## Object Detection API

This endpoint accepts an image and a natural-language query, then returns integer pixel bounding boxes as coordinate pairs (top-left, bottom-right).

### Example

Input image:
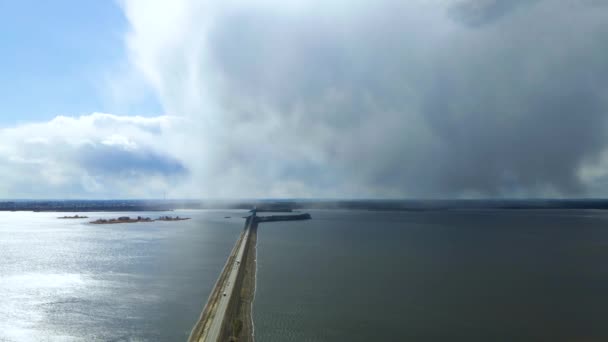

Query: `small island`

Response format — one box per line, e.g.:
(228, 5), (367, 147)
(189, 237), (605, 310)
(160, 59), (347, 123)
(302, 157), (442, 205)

(156, 215), (190, 222)
(58, 215), (89, 219)
(90, 216), (190, 225)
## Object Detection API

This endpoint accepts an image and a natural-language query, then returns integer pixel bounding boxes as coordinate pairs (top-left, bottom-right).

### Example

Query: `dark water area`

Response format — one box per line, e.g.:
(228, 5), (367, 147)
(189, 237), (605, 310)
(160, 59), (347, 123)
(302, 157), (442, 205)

(0, 210), (244, 341)
(254, 209), (608, 341)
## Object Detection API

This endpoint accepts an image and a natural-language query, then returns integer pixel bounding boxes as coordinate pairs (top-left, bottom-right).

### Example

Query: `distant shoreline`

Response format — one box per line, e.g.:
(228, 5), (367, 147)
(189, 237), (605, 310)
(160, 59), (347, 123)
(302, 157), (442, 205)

(5, 199), (608, 212)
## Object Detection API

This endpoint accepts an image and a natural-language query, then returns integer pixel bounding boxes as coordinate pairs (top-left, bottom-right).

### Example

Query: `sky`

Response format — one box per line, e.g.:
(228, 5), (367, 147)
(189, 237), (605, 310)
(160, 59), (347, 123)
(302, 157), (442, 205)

(0, 1), (160, 125)
(1, 0), (608, 199)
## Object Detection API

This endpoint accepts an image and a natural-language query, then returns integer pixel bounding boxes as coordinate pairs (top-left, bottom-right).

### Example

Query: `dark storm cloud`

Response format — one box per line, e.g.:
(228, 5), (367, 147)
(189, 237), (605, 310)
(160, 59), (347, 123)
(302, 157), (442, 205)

(123, 0), (608, 198)
(218, 1), (608, 197)
(448, 0), (538, 27)
(424, 72), (608, 195)
(420, 1), (608, 196)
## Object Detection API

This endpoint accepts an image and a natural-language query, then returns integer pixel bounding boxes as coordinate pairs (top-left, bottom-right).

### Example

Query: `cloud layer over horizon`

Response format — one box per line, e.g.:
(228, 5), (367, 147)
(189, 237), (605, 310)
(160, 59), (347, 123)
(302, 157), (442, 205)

(3, 0), (608, 199)
(0, 113), (187, 198)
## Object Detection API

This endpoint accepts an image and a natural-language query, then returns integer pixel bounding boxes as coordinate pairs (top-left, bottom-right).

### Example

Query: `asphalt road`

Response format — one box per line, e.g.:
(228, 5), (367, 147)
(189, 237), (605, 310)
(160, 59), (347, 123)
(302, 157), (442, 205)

(199, 220), (251, 341)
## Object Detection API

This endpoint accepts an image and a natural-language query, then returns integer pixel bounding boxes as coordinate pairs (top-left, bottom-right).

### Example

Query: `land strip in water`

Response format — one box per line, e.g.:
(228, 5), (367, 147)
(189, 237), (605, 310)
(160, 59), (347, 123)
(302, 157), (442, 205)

(57, 215), (89, 219)
(189, 217), (255, 342)
(90, 216), (190, 224)
(189, 212), (310, 342)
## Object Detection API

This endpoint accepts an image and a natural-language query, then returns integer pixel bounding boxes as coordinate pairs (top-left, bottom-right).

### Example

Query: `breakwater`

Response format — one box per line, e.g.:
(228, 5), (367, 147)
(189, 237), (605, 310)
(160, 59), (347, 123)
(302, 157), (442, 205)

(255, 213), (311, 222)
(189, 212), (311, 341)
(189, 217), (257, 342)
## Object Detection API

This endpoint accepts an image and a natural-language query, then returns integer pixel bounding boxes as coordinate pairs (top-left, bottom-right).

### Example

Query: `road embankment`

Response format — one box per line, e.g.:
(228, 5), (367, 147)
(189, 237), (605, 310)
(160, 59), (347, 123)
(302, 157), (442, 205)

(189, 212), (311, 342)
(233, 221), (257, 342)
(188, 218), (257, 342)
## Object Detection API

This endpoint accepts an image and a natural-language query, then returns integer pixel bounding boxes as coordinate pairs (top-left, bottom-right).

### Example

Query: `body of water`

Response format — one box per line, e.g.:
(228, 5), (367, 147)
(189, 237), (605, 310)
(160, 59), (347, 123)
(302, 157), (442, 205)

(0, 210), (244, 341)
(4, 209), (608, 341)
(254, 209), (608, 341)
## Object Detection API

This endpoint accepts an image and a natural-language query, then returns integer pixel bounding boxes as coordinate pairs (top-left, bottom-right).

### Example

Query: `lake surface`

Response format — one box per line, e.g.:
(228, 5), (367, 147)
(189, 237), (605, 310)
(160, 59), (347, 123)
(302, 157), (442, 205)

(3, 209), (608, 341)
(0, 210), (243, 341)
(254, 209), (608, 342)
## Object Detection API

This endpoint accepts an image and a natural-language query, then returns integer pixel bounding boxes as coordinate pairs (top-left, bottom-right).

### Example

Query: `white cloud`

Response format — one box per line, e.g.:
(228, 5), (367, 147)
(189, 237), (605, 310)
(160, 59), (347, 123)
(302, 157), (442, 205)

(101, 135), (138, 151)
(0, 113), (188, 199)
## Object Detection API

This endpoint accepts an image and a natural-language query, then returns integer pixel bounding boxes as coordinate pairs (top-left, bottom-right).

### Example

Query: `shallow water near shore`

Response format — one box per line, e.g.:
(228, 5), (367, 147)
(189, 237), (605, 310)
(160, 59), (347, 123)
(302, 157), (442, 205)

(254, 209), (608, 341)
(0, 210), (243, 341)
